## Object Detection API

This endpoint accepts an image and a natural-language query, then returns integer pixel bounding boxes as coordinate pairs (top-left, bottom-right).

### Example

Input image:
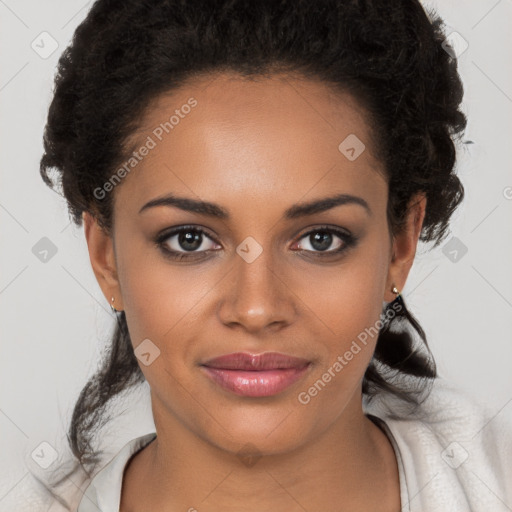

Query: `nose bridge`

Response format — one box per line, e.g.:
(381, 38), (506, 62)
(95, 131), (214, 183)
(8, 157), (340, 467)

(218, 241), (295, 331)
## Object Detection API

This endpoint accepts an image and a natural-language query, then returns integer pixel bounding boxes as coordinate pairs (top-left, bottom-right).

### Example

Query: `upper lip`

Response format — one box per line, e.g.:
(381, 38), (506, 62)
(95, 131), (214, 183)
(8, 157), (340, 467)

(201, 352), (311, 370)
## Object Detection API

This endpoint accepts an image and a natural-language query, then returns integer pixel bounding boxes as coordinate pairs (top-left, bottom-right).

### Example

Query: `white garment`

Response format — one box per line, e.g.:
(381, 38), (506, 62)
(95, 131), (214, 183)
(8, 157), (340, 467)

(3, 376), (511, 512)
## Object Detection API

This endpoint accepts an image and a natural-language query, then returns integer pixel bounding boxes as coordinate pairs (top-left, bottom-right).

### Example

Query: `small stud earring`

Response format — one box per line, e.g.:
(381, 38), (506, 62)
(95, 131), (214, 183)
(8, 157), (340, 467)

(110, 296), (118, 313)
(391, 285), (400, 298)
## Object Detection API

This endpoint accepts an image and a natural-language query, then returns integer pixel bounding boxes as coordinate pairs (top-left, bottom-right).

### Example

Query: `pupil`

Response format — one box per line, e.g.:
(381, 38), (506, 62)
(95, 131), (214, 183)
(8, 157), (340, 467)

(311, 231), (332, 251)
(179, 230), (202, 251)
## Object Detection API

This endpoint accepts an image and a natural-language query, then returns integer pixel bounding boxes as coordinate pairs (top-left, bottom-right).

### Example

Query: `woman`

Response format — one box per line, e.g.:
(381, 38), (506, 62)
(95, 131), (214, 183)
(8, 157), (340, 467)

(29, 0), (511, 511)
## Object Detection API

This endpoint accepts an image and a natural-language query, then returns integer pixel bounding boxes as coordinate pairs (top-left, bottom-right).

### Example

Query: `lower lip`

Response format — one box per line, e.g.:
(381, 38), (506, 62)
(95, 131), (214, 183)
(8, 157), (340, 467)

(200, 365), (311, 397)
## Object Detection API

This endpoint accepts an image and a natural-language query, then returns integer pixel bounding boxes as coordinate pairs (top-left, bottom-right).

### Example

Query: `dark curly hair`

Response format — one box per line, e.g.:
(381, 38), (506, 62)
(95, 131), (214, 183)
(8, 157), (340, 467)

(36, 0), (468, 508)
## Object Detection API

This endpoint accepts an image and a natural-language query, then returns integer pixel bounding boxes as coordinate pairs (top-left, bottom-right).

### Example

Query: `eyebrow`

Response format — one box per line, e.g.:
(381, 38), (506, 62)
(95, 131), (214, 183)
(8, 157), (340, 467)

(138, 192), (372, 219)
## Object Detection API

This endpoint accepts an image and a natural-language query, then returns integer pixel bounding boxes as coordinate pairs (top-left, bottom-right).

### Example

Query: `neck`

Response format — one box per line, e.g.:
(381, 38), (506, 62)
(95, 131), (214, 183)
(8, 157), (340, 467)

(121, 389), (400, 512)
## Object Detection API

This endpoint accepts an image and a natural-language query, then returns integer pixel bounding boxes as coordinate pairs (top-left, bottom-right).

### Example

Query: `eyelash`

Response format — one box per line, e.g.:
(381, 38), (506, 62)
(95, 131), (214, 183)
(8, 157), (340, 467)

(155, 224), (358, 262)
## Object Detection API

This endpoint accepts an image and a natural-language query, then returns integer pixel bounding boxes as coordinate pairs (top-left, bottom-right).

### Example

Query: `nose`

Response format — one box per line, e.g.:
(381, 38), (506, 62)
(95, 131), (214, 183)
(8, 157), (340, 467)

(217, 248), (296, 334)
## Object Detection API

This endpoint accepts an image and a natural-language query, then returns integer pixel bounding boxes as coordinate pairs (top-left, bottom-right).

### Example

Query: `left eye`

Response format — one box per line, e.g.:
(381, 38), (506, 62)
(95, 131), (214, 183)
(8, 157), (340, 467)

(293, 226), (354, 254)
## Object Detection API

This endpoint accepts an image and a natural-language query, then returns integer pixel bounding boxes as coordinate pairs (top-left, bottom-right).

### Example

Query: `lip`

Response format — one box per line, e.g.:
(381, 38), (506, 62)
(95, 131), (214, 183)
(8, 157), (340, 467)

(200, 352), (311, 397)
(201, 352), (311, 370)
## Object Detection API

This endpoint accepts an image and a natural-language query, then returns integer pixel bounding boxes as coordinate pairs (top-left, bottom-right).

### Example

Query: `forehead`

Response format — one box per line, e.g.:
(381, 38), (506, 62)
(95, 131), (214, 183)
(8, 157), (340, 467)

(114, 72), (387, 217)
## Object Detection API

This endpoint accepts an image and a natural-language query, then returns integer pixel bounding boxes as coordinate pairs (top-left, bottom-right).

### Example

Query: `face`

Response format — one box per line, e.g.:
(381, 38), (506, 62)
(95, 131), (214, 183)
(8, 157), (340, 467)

(84, 72), (425, 457)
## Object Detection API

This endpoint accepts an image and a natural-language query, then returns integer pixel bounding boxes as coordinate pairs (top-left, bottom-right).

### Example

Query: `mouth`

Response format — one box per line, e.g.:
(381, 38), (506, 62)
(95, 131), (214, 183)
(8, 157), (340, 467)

(200, 352), (312, 397)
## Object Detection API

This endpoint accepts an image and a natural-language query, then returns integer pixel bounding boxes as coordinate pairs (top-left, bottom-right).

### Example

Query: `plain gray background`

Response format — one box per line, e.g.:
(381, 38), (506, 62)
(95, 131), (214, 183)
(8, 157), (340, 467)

(1, 0), (511, 503)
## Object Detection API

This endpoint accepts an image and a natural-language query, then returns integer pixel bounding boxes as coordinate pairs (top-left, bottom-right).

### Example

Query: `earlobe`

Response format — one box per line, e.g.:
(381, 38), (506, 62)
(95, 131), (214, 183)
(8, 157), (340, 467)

(82, 211), (123, 308)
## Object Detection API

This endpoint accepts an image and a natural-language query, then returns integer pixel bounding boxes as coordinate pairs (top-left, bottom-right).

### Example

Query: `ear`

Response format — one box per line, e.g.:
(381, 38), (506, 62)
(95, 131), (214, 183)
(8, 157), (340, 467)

(384, 192), (427, 302)
(82, 211), (124, 311)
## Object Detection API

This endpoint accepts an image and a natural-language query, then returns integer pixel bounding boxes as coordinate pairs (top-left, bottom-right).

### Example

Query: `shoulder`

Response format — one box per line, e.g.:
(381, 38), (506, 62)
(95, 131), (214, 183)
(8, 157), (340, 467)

(76, 431), (157, 512)
(365, 376), (512, 511)
(0, 433), (157, 512)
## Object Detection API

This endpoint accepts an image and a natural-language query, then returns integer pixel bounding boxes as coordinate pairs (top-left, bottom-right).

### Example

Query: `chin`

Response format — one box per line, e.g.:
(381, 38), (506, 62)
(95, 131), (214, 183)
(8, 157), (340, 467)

(204, 410), (312, 458)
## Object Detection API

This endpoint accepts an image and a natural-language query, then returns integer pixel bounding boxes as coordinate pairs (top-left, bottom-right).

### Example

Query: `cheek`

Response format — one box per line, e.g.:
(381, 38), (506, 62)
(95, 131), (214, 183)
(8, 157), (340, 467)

(294, 242), (388, 348)
(294, 248), (388, 413)
(115, 235), (215, 350)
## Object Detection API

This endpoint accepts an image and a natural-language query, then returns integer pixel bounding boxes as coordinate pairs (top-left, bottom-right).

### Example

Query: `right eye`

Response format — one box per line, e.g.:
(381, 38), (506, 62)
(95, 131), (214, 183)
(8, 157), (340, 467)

(155, 226), (221, 261)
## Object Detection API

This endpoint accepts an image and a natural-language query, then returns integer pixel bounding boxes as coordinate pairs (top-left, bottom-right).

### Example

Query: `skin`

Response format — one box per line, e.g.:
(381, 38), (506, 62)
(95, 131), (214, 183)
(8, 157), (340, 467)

(83, 72), (426, 511)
